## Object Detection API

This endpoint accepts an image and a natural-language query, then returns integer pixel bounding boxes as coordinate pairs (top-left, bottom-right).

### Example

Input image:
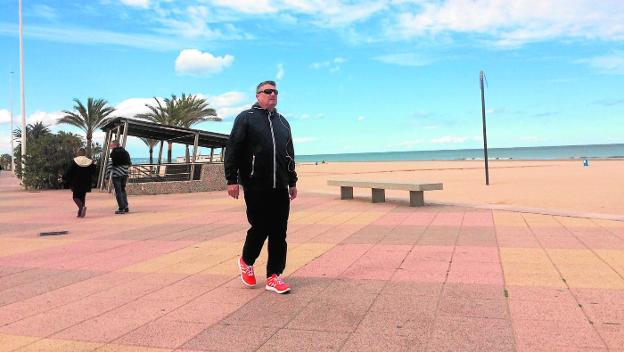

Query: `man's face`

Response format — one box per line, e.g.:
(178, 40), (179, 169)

(256, 84), (278, 110)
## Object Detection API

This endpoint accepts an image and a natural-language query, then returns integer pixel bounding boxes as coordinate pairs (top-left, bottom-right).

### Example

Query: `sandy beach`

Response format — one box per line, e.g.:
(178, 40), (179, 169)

(296, 159), (624, 216)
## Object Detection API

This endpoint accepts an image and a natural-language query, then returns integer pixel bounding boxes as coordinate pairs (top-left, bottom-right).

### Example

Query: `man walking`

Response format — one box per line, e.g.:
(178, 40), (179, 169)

(105, 140), (131, 214)
(225, 80), (298, 294)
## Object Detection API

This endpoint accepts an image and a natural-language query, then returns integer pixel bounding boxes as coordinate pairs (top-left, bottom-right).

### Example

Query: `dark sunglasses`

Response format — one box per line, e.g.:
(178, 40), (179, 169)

(258, 88), (278, 95)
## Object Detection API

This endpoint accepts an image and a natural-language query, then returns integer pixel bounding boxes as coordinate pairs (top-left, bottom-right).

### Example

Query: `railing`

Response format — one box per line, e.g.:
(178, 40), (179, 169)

(128, 162), (209, 183)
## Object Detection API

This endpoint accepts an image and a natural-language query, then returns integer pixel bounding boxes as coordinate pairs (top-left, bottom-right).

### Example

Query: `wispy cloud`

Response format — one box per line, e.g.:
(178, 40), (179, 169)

(310, 57), (346, 73)
(175, 49), (234, 76)
(31, 4), (58, 20)
(293, 113), (325, 120)
(373, 53), (433, 66)
(0, 22), (187, 51)
(579, 51), (624, 75)
(431, 136), (479, 144)
(388, 140), (424, 148)
(593, 98), (624, 106)
(27, 111), (64, 126)
(276, 63), (285, 80)
(389, 0), (624, 47)
(357, 116), (365, 121)
(119, 0), (150, 9)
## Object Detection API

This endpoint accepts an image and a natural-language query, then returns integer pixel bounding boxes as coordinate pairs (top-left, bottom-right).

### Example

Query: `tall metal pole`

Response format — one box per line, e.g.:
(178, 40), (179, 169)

(19, 0), (27, 176)
(480, 70), (490, 186)
(9, 70), (15, 172)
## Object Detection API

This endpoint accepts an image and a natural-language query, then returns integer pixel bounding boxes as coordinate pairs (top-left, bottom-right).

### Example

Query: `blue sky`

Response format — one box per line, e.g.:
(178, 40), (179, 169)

(0, 0), (623, 158)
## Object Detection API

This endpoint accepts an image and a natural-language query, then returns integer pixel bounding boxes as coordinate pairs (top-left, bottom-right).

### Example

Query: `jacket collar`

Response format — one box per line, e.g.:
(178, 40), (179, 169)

(252, 103), (278, 114)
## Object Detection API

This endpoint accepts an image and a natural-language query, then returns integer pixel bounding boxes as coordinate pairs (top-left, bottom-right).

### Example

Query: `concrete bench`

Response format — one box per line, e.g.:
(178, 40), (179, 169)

(327, 179), (443, 207)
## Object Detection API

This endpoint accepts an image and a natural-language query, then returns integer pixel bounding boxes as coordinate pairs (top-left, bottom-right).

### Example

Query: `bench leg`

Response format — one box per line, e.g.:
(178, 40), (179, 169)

(410, 191), (424, 207)
(340, 186), (354, 200)
(372, 188), (385, 203)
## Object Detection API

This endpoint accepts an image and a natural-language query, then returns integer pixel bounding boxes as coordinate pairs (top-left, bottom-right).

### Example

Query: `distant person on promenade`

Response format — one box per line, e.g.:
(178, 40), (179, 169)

(105, 140), (131, 214)
(225, 80), (298, 294)
(63, 148), (97, 218)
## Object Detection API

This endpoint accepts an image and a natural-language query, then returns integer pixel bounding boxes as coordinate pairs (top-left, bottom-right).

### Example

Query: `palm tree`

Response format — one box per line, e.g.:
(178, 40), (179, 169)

(13, 121), (51, 142)
(58, 98), (115, 157)
(137, 94), (219, 162)
(139, 137), (159, 164)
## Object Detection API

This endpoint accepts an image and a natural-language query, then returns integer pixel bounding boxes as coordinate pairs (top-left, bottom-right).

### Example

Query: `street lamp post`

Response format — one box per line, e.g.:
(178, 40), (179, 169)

(9, 70), (15, 172)
(19, 0), (27, 176)
(480, 70), (490, 186)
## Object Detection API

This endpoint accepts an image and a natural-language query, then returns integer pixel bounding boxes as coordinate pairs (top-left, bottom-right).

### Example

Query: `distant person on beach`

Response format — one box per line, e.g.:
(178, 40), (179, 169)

(225, 80), (298, 294)
(105, 140), (131, 214)
(63, 148), (97, 218)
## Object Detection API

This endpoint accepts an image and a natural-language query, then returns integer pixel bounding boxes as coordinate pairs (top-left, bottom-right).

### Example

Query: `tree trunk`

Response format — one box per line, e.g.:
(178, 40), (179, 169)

(185, 145), (190, 162)
(86, 138), (92, 157)
(149, 147), (153, 164)
(167, 142), (173, 163)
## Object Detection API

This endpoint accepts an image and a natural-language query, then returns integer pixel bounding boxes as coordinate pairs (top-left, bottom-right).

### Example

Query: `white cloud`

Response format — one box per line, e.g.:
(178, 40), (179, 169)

(114, 98), (158, 118)
(374, 53), (433, 66)
(119, 0), (150, 8)
(175, 49), (234, 76)
(294, 136), (317, 144)
(203, 91), (249, 119)
(0, 109), (12, 124)
(0, 22), (186, 51)
(210, 0), (276, 14)
(431, 136), (479, 144)
(27, 111), (64, 126)
(390, 0), (624, 47)
(0, 133), (12, 154)
(32, 4), (58, 20)
(276, 63), (285, 80)
(310, 57), (346, 72)
(579, 51), (624, 75)
(357, 116), (365, 121)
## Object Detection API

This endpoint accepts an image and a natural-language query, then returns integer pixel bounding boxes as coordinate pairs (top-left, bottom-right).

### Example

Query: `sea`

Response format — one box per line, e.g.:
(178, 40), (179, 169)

(132, 143), (624, 164)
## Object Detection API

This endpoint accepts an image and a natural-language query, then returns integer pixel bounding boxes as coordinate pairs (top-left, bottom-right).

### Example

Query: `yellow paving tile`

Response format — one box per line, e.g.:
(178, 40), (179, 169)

(554, 216), (597, 227)
(318, 212), (363, 225)
(500, 248), (551, 264)
(17, 338), (103, 352)
(546, 249), (604, 265)
(0, 334), (40, 352)
(562, 274), (624, 289)
(522, 213), (561, 226)
(283, 243), (336, 276)
(504, 272), (566, 287)
(502, 262), (558, 275)
(593, 218), (624, 230)
(492, 211), (527, 226)
(95, 344), (172, 352)
(0, 238), (74, 257)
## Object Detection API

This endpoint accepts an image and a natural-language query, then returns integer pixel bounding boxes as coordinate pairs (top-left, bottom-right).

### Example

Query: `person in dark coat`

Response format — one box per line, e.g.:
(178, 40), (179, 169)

(63, 148), (97, 217)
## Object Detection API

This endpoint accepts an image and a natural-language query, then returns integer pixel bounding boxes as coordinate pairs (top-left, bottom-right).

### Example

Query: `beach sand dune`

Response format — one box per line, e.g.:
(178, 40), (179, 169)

(297, 159), (624, 216)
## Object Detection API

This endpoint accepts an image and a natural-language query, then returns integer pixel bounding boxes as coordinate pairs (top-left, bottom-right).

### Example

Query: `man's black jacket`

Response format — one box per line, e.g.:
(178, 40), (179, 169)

(224, 103), (297, 190)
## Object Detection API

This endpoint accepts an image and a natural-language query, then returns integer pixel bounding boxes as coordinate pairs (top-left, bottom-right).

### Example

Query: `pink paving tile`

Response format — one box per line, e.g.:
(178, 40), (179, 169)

(52, 314), (153, 343)
(341, 245), (411, 280)
(293, 243), (372, 278)
(510, 299), (587, 322)
(399, 260), (449, 273)
(443, 283), (506, 301)
(581, 301), (624, 324)
(400, 212), (437, 226)
(447, 262), (504, 285)
(452, 246), (501, 263)
(382, 281), (443, 297)
(341, 332), (427, 352)
(430, 212), (465, 226)
(370, 293), (436, 315)
(417, 228), (459, 246)
(462, 211), (494, 226)
(287, 292), (377, 332)
(192, 280), (264, 306)
(355, 309), (434, 341)
(223, 292), (309, 328)
(403, 245), (454, 262)
(428, 316), (514, 352)
(507, 285), (574, 302)
(594, 323), (624, 350)
(181, 323), (279, 352)
(256, 329), (349, 352)
(391, 268), (447, 283)
(438, 295), (509, 319)
(163, 301), (241, 324)
(372, 212), (411, 226)
(115, 318), (210, 349)
(513, 320), (607, 349)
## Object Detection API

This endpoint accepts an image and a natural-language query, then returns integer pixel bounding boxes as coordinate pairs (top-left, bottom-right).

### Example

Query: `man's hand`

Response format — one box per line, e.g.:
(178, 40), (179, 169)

(289, 186), (297, 200)
(227, 184), (240, 199)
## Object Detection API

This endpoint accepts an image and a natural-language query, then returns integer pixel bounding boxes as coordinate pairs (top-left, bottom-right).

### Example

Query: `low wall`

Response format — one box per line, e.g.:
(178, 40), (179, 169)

(126, 163), (226, 195)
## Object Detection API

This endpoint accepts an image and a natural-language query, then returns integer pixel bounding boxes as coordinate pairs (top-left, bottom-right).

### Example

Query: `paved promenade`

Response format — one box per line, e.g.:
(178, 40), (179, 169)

(0, 171), (623, 351)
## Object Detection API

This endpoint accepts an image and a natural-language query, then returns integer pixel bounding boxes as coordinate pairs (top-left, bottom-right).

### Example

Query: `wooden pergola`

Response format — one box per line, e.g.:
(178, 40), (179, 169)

(97, 117), (229, 188)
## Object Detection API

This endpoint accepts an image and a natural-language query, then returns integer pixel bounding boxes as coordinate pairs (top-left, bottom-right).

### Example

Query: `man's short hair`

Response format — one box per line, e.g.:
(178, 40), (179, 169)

(256, 80), (276, 93)
(77, 147), (86, 156)
(111, 140), (119, 147)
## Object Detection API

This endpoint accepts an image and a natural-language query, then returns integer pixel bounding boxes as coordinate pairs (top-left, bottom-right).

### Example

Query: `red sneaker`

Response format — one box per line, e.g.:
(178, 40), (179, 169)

(238, 257), (256, 287)
(265, 274), (290, 294)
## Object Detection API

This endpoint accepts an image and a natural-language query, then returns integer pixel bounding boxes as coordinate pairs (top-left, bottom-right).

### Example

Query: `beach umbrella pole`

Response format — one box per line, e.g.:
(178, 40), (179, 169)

(480, 70), (490, 185)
